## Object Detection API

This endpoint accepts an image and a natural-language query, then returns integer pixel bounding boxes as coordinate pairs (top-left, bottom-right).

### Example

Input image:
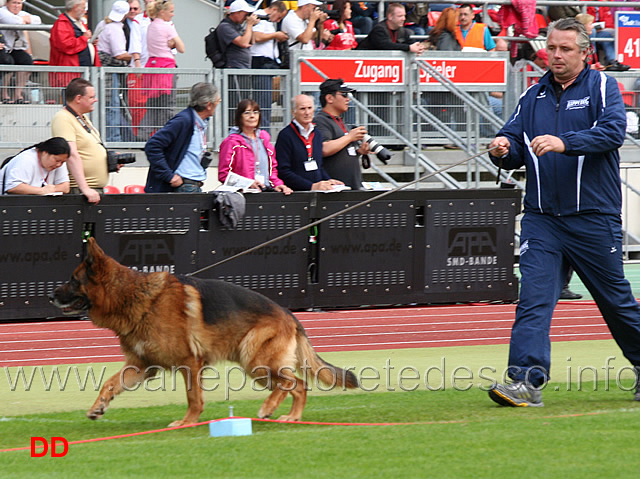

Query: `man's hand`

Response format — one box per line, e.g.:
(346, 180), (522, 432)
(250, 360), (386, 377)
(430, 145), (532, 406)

(311, 180), (335, 191)
(348, 126), (367, 143)
(409, 42), (425, 54)
(274, 184), (293, 195)
(81, 187), (101, 204)
(489, 136), (511, 157)
(311, 8), (327, 23)
(530, 134), (565, 156)
(356, 140), (370, 156)
(170, 174), (183, 188)
(274, 31), (288, 42)
(246, 14), (260, 27)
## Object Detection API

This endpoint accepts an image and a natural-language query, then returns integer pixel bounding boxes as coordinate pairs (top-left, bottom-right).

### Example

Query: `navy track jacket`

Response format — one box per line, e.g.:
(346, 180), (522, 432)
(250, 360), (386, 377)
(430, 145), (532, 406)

(491, 65), (627, 216)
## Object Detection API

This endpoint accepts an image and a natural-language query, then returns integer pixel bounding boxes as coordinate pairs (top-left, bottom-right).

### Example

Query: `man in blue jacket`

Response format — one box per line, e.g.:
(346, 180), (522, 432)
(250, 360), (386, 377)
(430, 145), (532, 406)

(487, 18), (640, 407)
(144, 82), (219, 192)
(276, 94), (344, 191)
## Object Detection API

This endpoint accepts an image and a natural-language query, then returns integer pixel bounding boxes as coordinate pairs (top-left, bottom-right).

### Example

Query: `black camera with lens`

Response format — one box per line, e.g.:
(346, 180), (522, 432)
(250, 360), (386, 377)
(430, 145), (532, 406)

(363, 134), (392, 164)
(107, 151), (136, 172)
(255, 14), (270, 21)
(200, 151), (213, 169)
(319, 6), (341, 20)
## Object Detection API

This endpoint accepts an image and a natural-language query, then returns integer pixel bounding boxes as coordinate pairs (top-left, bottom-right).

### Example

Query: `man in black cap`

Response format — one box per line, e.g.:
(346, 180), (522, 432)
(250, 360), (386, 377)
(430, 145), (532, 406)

(314, 78), (370, 190)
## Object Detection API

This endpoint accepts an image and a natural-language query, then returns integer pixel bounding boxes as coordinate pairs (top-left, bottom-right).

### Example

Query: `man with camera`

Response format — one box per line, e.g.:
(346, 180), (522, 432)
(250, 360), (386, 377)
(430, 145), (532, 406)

(144, 83), (220, 193)
(251, 1), (288, 69)
(51, 78), (107, 204)
(250, 1), (288, 129)
(217, 0), (260, 69)
(314, 78), (370, 190)
(281, 0), (328, 51)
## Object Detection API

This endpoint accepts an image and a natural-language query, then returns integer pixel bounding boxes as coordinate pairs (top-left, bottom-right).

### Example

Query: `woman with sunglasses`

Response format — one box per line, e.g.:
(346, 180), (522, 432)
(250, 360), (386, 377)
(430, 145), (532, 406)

(218, 99), (292, 194)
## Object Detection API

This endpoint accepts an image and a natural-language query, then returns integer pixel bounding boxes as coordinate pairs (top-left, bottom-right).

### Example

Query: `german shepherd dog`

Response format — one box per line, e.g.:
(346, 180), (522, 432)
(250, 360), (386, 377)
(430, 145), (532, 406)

(50, 238), (358, 426)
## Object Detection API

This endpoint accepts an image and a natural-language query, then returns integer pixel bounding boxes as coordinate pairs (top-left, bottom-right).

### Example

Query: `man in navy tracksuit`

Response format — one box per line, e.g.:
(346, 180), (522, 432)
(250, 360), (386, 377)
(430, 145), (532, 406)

(488, 18), (640, 407)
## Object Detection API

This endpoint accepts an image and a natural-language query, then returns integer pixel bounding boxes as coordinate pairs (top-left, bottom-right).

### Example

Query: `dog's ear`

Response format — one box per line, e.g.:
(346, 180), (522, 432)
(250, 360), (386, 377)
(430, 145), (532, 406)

(85, 237), (106, 266)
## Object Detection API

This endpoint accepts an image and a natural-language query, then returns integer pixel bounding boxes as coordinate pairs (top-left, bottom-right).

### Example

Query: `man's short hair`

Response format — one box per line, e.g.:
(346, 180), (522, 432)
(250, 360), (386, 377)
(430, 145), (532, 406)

(268, 1), (287, 13)
(386, 3), (404, 18)
(547, 18), (591, 52)
(65, 0), (83, 11)
(457, 3), (474, 12)
(291, 94), (314, 112)
(189, 82), (219, 112)
(65, 77), (93, 103)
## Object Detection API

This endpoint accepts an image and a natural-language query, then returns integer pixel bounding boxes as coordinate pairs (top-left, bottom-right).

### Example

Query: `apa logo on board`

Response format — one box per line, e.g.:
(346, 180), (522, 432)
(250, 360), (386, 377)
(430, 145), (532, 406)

(446, 228), (498, 267)
(118, 235), (176, 273)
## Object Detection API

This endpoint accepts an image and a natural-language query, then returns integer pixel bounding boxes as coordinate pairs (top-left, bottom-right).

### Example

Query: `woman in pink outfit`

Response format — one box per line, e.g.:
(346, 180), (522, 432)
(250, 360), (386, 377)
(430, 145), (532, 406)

(219, 99), (292, 195)
(138, 0), (185, 139)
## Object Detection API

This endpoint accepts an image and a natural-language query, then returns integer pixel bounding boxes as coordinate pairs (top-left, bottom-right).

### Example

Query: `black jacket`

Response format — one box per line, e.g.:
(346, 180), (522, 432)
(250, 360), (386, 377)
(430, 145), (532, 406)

(356, 21), (413, 51)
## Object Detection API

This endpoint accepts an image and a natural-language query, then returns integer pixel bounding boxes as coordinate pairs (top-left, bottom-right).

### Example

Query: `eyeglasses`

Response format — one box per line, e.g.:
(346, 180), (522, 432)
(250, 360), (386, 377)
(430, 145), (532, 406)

(242, 110), (260, 116)
(334, 91), (349, 97)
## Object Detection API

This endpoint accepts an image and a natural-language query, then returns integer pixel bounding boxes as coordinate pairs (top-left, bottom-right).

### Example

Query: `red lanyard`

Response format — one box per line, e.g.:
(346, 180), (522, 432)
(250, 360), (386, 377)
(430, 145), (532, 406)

(329, 114), (348, 134)
(387, 22), (397, 43)
(291, 122), (315, 161)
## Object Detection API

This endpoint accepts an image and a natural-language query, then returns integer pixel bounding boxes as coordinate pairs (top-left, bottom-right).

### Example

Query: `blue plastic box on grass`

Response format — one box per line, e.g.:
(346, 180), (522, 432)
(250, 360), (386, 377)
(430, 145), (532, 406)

(209, 417), (253, 437)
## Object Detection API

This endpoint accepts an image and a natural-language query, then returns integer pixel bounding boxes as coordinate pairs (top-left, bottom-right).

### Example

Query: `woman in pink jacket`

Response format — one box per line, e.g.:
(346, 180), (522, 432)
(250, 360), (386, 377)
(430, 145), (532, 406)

(218, 99), (292, 194)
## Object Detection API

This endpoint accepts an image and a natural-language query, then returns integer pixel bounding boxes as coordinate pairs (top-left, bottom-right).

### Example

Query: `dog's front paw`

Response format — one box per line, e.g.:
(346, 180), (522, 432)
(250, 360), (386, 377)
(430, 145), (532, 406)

(257, 406), (272, 419)
(86, 405), (106, 420)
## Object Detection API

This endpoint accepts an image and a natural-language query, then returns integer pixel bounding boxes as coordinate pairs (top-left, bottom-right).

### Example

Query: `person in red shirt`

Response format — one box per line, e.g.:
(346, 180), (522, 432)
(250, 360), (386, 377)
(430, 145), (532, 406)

(323, 0), (358, 50)
(49, 0), (101, 88)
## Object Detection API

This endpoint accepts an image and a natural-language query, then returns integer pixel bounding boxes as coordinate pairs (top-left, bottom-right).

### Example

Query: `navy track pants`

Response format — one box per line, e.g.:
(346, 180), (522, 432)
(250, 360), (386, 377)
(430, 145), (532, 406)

(508, 212), (640, 386)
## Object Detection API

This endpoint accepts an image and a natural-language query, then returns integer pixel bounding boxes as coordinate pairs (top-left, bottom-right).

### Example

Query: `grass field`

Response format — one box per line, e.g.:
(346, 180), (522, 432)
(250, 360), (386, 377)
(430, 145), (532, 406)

(2, 341), (640, 478)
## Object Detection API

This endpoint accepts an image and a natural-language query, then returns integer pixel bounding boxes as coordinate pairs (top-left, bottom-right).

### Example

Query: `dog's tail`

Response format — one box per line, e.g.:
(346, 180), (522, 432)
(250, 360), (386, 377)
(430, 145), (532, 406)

(294, 318), (359, 389)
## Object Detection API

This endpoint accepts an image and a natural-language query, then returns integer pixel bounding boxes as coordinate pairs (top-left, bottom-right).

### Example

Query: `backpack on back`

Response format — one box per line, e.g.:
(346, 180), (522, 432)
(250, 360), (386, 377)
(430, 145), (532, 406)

(205, 25), (227, 68)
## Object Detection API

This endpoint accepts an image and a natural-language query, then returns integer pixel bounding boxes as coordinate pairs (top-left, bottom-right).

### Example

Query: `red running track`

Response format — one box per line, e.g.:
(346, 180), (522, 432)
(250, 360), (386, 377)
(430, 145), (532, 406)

(0, 302), (612, 367)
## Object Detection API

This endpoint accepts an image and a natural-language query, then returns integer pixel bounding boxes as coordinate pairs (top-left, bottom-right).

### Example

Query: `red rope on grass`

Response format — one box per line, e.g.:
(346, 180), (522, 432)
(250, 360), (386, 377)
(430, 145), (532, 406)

(0, 409), (618, 453)
(0, 416), (440, 453)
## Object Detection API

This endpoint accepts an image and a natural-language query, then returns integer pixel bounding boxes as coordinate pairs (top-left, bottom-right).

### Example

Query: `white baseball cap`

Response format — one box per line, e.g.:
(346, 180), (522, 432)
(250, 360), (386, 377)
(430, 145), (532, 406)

(108, 0), (130, 22)
(298, 0), (323, 6)
(228, 0), (257, 14)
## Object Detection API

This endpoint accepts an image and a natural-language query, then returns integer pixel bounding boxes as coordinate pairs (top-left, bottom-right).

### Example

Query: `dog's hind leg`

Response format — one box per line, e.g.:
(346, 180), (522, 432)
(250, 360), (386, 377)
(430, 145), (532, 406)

(168, 358), (206, 427)
(276, 376), (307, 422)
(87, 364), (147, 420)
(249, 364), (294, 419)
(257, 387), (288, 419)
